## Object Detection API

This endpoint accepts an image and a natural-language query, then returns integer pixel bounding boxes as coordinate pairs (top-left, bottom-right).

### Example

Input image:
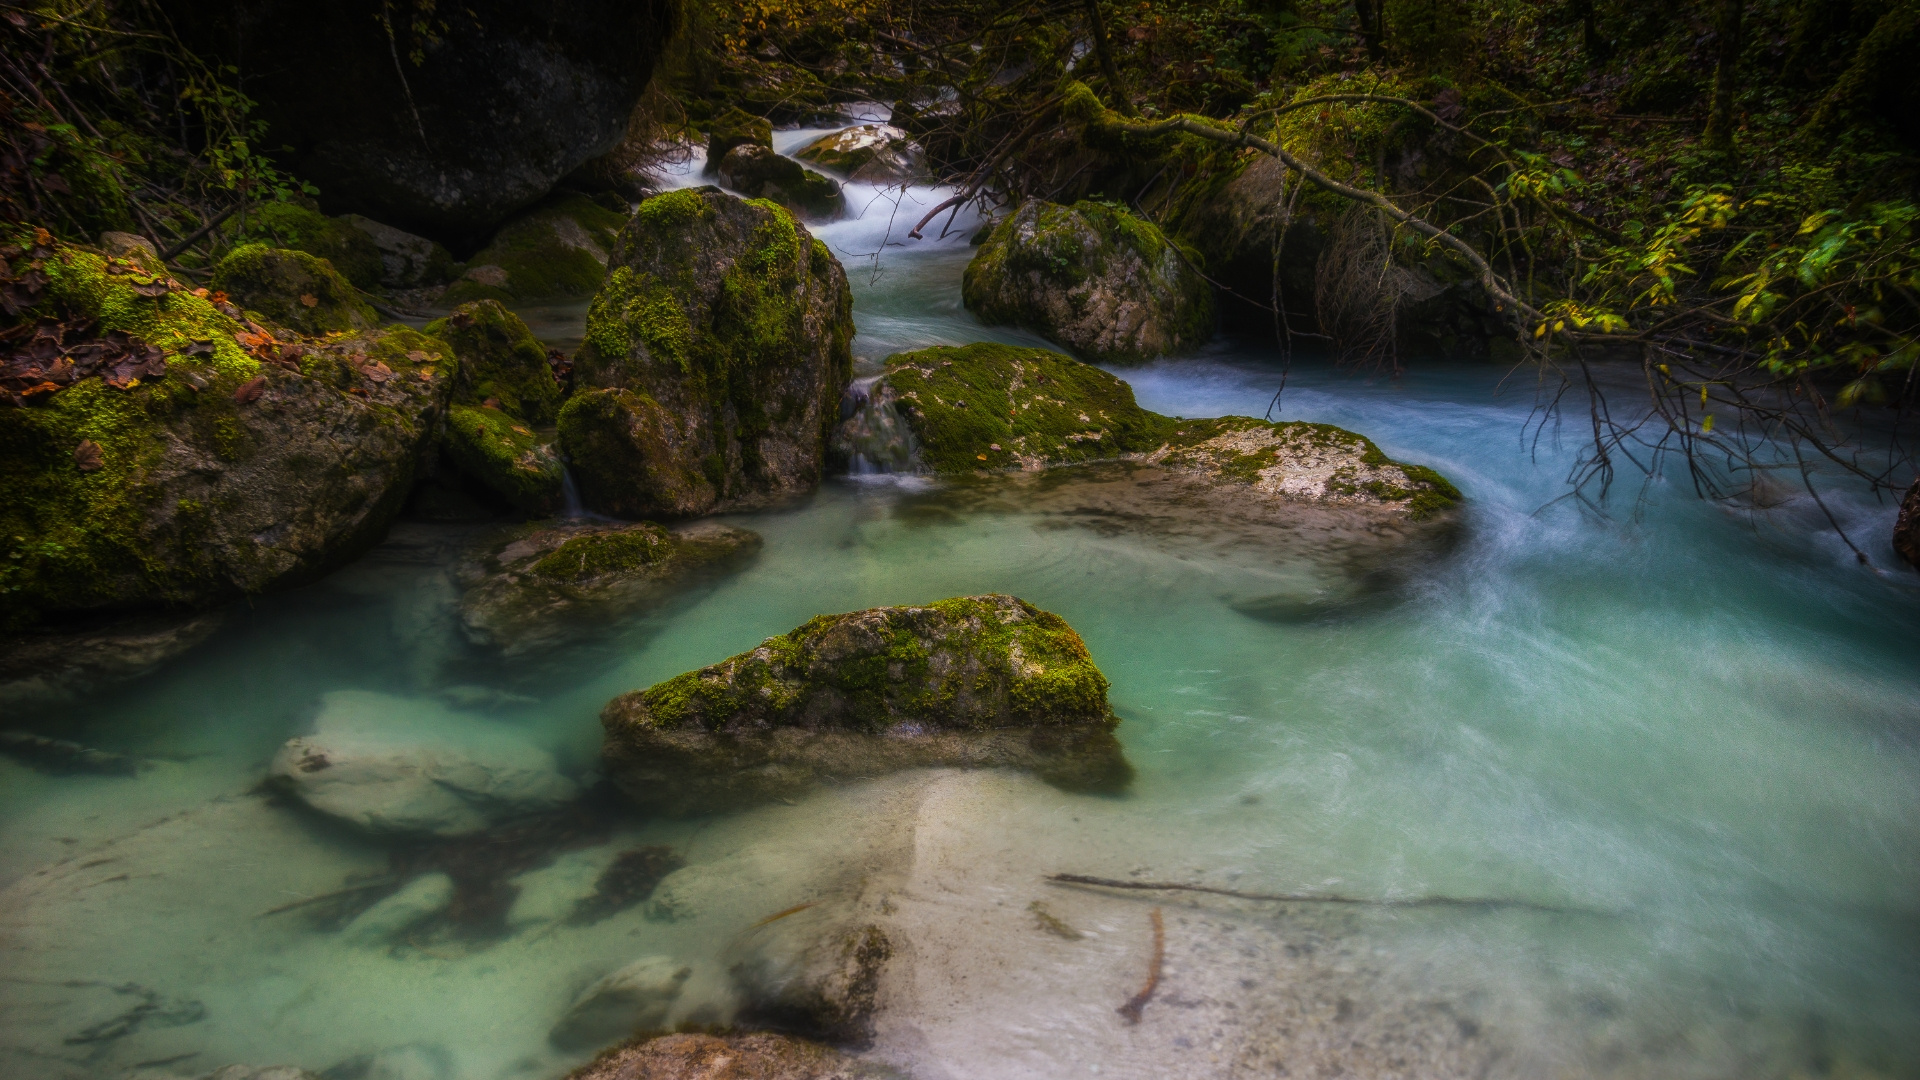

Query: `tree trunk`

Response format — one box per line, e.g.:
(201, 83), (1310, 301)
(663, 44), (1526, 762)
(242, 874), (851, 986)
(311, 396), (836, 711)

(1083, 0), (1137, 118)
(1354, 0), (1384, 59)
(1705, 0), (1744, 154)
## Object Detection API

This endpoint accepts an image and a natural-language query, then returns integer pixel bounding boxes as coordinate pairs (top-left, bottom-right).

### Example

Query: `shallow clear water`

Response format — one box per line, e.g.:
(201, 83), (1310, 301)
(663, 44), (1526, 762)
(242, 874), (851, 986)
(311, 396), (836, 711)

(4, 146), (1919, 1080)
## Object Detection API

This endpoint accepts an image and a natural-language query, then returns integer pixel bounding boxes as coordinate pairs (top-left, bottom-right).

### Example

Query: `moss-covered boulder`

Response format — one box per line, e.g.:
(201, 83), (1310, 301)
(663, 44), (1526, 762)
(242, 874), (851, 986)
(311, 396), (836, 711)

(241, 200), (385, 292)
(599, 594), (1133, 813)
(442, 404), (564, 514)
(426, 300), (562, 424)
(564, 188), (854, 519)
(703, 106), (774, 171)
(1146, 414), (1461, 519)
(963, 198), (1214, 364)
(715, 144), (845, 221)
(341, 215), (459, 289)
(1, 233), (456, 630)
(440, 193), (628, 306)
(455, 520), (761, 655)
(795, 123), (928, 184)
(210, 244), (378, 335)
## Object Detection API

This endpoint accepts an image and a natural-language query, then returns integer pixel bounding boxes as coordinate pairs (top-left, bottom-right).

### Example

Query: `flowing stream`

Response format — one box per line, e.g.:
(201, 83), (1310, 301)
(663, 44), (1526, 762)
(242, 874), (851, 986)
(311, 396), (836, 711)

(2, 132), (1918, 1080)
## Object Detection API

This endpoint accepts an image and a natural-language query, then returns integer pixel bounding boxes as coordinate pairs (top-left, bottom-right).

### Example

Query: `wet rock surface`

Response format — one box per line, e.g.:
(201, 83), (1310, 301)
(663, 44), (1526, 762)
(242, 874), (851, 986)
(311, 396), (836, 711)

(963, 198), (1213, 364)
(795, 125), (927, 185)
(563, 188), (853, 519)
(716, 145), (845, 221)
(454, 519), (762, 656)
(599, 594), (1132, 813)
(549, 955), (691, 1050)
(566, 1032), (893, 1080)
(267, 690), (578, 838)
(0, 610), (228, 706)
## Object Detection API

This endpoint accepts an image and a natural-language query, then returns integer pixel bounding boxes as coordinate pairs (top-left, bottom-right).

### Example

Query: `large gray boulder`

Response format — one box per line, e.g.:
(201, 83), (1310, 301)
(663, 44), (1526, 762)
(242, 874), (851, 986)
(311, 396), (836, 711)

(561, 188), (853, 519)
(159, 0), (676, 239)
(1, 236), (456, 630)
(962, 198), (1214, 364)
(599, 594), (1133, 814)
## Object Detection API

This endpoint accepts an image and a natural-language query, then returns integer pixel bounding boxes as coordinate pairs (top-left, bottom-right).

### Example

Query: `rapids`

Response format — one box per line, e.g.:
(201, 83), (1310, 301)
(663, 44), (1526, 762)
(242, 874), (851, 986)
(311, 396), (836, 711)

(1, 127), (1916, 1080)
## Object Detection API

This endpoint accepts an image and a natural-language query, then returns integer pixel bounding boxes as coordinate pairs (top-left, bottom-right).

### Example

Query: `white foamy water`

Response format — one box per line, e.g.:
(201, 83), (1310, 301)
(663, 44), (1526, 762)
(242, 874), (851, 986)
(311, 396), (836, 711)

(2, 130), (1917, 1080)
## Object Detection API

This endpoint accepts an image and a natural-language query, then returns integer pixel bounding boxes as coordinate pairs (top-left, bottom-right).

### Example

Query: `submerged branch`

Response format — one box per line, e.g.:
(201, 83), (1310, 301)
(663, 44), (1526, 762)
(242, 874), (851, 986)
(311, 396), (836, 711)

(1046, 873), (1612, 917)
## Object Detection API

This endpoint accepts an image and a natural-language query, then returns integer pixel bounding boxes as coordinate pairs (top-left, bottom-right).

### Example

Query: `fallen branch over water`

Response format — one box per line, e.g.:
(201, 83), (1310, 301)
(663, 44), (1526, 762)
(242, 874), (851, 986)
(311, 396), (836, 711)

(1116, 907), (1163, 1025)
(1048, 873), (1608, 917)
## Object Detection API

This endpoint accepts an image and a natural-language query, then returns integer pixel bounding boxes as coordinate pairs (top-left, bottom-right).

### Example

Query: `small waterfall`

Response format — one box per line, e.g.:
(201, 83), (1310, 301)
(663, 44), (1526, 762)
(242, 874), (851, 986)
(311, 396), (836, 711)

(834, 378), (920, 474)
(559, 464), (587, 519)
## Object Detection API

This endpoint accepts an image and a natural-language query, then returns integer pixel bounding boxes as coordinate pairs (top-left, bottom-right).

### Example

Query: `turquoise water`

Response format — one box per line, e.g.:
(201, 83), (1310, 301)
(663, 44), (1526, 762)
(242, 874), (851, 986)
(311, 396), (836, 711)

(2, 154), (1918, 1080)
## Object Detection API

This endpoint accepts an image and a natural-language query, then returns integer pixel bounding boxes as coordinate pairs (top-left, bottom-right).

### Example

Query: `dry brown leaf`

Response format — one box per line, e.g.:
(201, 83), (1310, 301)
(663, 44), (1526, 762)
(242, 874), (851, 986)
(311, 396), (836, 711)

(73, 439), (103, 471)
(299, 294), (319, 308)
(234, 375), (266, 403)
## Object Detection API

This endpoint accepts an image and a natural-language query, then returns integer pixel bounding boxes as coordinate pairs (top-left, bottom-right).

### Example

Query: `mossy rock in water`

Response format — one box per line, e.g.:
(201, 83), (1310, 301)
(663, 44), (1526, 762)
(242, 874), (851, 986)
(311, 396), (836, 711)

(440, 193), (628, 306)
(210, 244), (378, 335)
(599, 593), (1134, 813)
(455, 520), (761, 655)
(842, 342), (1175, 475)
(564, 187), (854, 518)
(715, 144), (845, 221)
(1151, 415), (1462, 520)
(704, 106), (774, 171)
(442, 404), (563, 514)
(425, 300), (561, 424)
(795, 123), (928, 184)
(0, 233), (458, 630)
(963, 198), (1214, 364)
(239, 200), (386, 292)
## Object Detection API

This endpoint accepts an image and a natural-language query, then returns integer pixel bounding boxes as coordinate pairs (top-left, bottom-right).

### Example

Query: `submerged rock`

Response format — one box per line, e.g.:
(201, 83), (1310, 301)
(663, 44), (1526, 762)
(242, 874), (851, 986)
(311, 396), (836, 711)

(962, 198), (1213, 363)
(563, 188), (853, 518)
(2, 237), (457, 629)
(1896, 477), (1920, 569)
(566, 1032), (891, 1080)
(716, 144), (845, 221)
(0, 610), (227, 705)
(200, 1068), (324, 1080)
(549, 955), (692, 1050)
(342, 215), (459, 290)
(340, 872), (455, 946)
(441, 193), (629, 306)
(734, 920), (893, 1046)
(599, 594), (1132, 814)
(210, 244), (378, 334)
(267, 690), (578, 837)
(455, 520), (762, 656)
(795, 124), (928, 185)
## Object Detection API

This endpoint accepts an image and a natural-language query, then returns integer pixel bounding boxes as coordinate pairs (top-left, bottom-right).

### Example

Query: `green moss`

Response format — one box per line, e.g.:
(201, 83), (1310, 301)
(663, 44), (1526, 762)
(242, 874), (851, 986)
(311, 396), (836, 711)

(210, 244), (377, 335)
(877, 342), (1175, 474)
(441, 193), (628, 304)
(636, 188), (714, 230)
(531, 524), (671, 582)
(627, 594), (1113, 736)
(443, 404), (563, 514)
(424, 300), (561, 424)
(241, 200), (385, 291)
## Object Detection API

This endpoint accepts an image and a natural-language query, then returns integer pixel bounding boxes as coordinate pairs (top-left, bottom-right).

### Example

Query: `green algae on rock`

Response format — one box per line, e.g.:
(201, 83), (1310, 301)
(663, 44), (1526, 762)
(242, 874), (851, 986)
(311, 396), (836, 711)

(563, 187), (853, 519)
(599, 594), (1133, 813)
(455, 519), (762, 656)
(703, 105), (774, 169)
(440, 193), (628, 306)
(1151, 415), (1463, 520)
(210, 244), (378, 335)
(963, 198), (1214, 364)
(1, 235), (457, 630)
(715, 143), (845, 221)
(425, 300), (562, 424)
(442, 404), (564, 514)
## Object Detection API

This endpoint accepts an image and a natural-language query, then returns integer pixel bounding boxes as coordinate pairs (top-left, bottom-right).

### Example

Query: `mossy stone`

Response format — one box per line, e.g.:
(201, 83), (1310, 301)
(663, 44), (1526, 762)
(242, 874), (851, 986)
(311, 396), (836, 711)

(210, 244), (378, 335)
(242, 201), (386, 292)
(704, 106), (774, 170)
(425, 300), (561, 424)
(599, 593), (1133, 813)
(716, 144), (845, 221)
(442, 404), (563, 514)
(563, 188), (853, 519)
(963, 198), (1214, 364)
(439, 193), (629, 305)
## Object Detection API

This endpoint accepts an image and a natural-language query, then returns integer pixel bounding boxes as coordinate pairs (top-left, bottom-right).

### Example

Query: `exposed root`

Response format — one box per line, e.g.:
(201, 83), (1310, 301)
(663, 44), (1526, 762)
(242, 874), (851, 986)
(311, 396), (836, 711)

(1116, 907), (1163, 1024)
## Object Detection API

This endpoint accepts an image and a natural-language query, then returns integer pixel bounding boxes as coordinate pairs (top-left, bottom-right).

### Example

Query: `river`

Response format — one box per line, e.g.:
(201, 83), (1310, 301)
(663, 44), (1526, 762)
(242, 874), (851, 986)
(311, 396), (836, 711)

(1, 132), (1916, 1080)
